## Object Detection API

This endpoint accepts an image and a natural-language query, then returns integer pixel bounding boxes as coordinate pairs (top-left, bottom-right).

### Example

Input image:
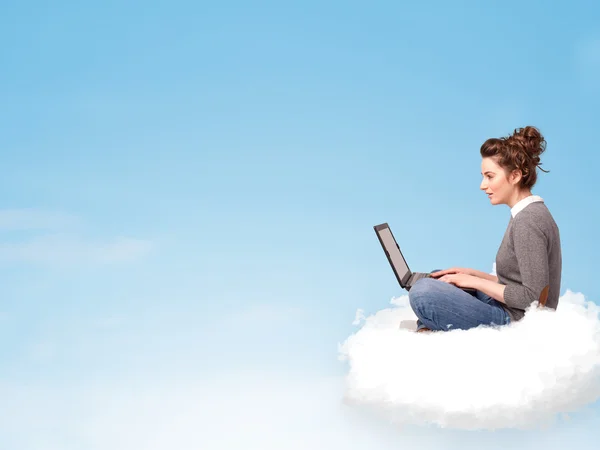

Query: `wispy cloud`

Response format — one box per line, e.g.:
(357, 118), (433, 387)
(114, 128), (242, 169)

(0, 208), (80, 231)
(27, 340), (57, 364)
(0, 373), (405, 450)
(0, 209), (152, 266)
(0, 234), (152, 265)
(94, 315), (126, 329)
(1, 370), (599, 450)
(222, 303), (305, 327)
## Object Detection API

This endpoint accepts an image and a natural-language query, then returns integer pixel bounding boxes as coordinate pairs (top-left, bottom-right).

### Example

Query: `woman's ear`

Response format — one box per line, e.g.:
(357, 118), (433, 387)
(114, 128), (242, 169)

(509, 168), (523, 185)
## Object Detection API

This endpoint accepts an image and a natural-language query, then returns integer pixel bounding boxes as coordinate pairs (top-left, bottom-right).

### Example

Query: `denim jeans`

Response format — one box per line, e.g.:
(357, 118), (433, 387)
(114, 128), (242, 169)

(408, 273), (511, 332)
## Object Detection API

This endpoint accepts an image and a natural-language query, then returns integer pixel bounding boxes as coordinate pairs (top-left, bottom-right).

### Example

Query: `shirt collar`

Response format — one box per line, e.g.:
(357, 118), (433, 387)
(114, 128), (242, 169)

(511, 194), (544, 218)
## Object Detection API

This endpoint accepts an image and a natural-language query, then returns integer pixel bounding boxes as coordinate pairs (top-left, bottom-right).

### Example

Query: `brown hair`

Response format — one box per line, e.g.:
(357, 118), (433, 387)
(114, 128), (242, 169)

(480, 126), (549, 189)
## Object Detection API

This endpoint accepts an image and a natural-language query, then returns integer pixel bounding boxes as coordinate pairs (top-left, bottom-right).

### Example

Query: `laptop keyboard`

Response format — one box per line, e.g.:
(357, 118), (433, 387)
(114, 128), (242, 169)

(411, 272), (431, 283)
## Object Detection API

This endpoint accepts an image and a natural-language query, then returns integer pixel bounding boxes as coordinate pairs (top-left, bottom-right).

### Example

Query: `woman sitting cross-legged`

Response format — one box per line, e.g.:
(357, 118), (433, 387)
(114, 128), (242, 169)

(409, 126), (562, 333)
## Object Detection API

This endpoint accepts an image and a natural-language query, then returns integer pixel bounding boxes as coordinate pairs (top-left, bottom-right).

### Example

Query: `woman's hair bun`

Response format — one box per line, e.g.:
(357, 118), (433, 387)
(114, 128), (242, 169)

(511, 126), (546, 159)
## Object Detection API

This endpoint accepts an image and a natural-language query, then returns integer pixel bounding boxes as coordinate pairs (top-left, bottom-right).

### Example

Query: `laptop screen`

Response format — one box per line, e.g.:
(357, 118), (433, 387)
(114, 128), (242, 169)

(378, 226), (410, 283)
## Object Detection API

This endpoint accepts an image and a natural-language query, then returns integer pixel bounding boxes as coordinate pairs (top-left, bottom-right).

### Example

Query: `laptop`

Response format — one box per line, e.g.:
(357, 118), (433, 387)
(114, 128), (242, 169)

(373, 222), (476, 294)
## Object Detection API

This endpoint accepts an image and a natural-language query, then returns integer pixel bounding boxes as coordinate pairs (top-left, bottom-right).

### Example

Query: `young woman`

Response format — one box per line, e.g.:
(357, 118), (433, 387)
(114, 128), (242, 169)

(409, 126), (562, 332)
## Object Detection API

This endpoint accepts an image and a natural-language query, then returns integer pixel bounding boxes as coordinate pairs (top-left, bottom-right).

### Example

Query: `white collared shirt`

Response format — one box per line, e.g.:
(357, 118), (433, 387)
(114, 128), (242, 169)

(511, 194), (544, 218)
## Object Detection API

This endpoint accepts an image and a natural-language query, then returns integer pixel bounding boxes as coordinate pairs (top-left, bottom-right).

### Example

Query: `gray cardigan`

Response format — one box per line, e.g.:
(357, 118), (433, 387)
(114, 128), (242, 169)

(495, 202), (562, 322)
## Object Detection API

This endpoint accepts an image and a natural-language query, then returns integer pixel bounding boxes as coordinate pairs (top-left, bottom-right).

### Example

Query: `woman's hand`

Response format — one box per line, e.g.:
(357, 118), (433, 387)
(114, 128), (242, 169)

(432, 267), (499, 283)
(430, 267), (473, 278)
(438, 273), (479, 289)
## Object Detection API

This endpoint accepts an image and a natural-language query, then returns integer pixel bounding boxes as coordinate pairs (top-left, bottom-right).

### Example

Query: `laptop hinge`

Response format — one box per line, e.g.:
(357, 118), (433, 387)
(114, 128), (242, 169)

(401, 272), (413, 287)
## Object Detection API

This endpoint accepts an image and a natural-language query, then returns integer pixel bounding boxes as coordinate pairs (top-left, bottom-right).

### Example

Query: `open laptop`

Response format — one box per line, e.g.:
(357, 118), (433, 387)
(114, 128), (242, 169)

(373, 222), (476, 294)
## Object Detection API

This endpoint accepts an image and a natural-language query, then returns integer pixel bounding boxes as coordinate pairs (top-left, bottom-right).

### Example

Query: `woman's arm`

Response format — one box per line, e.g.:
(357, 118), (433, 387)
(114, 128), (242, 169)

(471, 277), (506, 303)
(472, 221), (549, 308)
(437, 272), (506, 302)
(468, 269), (498, 283)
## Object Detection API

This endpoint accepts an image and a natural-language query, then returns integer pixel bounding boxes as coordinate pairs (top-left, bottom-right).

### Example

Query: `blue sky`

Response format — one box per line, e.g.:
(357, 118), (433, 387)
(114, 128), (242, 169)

(1, 0), (600, 448)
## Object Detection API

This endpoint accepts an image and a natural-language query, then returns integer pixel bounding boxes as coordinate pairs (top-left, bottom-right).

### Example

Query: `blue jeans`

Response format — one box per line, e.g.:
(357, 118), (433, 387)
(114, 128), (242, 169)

(408, 274), (511, 332)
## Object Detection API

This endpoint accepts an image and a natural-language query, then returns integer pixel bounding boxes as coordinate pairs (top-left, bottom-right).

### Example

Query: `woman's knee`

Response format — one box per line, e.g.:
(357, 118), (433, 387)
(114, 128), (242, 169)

(409, 278), (438, 313)
(410, 277), (439, 295)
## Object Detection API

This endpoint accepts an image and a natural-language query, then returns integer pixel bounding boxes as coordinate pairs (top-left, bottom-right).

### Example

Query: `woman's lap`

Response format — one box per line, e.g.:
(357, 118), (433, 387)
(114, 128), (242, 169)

(409, 278), (510, 331)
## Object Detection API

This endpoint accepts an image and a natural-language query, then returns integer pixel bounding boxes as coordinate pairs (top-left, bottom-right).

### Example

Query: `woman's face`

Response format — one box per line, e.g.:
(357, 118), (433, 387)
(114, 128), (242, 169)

(480, 157), (518, 206)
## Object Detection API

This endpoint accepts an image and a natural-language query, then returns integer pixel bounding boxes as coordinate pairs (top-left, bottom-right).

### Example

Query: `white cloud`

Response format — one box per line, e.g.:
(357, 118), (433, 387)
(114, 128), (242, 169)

(0, 208), (80, 231)
(1, 290), (599, 448)
(1, 255), (599, 448)
(339, 289), (600, 430)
